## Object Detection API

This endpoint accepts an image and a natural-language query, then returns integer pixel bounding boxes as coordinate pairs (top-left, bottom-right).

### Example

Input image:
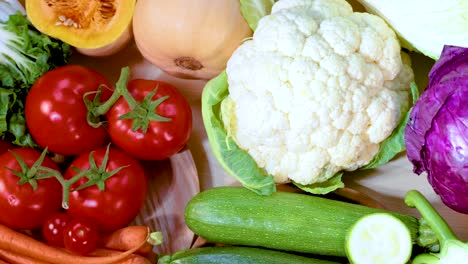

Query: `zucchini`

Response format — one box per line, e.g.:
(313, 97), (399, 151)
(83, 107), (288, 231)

(345, 213), (413, 264)
(184, 186), (421, 258)
(158, 246), (340, 264)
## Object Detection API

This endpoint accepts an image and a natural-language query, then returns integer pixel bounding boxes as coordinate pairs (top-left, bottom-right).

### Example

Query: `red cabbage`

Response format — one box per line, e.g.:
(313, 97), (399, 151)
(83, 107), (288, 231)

(405, 45), (468, 214)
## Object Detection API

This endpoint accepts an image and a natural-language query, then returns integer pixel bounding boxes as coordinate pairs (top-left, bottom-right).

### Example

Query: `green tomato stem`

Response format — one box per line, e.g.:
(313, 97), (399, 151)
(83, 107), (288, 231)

(116, 71), (139, 110)
(38, 165), (86, 209)
(405, 190), (458, 243)
(9, 148), (52, 191)
(90, 66), (134, 117)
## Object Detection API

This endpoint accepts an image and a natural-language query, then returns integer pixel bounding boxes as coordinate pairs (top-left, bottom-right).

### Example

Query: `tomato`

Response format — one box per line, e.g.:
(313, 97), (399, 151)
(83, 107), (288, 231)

(0, 140), (13, 155)
(106, 79), (192, 160)
(64, 146), (147, 232)
(63, 218), (98, 255)
(25, 65), (112, 156)
(42, 212), (72, 247)
(0, 148), (62, 230)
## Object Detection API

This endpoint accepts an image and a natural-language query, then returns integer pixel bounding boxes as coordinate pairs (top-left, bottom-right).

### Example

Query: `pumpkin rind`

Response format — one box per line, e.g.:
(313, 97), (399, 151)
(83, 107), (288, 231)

(76, 23), (133, 57)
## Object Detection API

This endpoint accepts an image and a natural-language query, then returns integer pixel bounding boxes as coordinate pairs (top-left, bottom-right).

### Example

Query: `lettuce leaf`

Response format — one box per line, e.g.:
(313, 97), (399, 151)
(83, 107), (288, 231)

(240, 0), (277, 31)
(293, 173), (344, 195)
(201, 71), (276, 195)
(0, 12), (72, 146)
(362, 82), (420, 169)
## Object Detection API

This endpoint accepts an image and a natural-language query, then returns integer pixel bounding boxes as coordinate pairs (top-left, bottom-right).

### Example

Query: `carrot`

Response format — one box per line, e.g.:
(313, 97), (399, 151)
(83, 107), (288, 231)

(99, 225), (158, 259)
(0, 224), (158, 264)
(100, 226), (153, 252)
(0, 248), (50, 264)
(88, 249), (152, 264)
(0, 258), (9, 264)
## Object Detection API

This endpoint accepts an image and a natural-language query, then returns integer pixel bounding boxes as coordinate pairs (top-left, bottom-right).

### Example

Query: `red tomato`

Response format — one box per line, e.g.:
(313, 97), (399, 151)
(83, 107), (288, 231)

(0, 140), (13, 155)
(64, 147), (147, 232)
(63, 218), (98, 255)
(106, 79), (192, 160)
(0, 148), (62, 230)
(42, 212), (72, 247)
(25, 65), (112, 156)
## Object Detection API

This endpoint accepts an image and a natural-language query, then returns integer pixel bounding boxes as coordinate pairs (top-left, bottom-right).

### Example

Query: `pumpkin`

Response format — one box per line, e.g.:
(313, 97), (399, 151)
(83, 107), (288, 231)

(25, 0), (135, 50)
(132, 0), (253, 80)
(76, 23), (133, 57)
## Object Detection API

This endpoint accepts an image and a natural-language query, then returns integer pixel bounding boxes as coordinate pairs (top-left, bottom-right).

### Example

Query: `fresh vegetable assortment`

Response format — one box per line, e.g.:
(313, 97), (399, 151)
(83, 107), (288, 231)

(0, 1), (71, 147)
(184, 187), (437, 259)
(0, 0), (193, 261)
(0, 222), (161, 264)
(181, 187), (468, 264)
(0, 0), (465, 263)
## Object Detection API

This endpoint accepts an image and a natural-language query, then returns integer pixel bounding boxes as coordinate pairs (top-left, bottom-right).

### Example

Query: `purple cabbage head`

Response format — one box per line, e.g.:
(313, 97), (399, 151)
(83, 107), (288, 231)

(405, 45), (468, 214)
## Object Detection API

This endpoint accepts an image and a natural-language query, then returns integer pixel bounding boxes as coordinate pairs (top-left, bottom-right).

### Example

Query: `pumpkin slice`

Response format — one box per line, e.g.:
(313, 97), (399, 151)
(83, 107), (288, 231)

(26, 0), (135, 49)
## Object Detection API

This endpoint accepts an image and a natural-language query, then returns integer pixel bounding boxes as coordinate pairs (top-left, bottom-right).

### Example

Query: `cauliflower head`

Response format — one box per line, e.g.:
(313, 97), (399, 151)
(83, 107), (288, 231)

(223, 0), (414, 186)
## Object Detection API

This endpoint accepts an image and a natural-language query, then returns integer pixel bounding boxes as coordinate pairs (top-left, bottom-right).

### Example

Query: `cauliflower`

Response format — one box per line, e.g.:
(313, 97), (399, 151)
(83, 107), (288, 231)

(222, 0), (414, 186)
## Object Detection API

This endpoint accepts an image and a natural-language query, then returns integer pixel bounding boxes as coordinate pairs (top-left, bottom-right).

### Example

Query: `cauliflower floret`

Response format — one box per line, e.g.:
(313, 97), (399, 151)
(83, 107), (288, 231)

(224, 0), (414, 185)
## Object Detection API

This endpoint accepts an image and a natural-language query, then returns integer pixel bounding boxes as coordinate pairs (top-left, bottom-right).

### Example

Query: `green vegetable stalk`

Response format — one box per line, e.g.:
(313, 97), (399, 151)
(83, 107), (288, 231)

(0, 1), (72, 147)
(405, 190), (468, 263)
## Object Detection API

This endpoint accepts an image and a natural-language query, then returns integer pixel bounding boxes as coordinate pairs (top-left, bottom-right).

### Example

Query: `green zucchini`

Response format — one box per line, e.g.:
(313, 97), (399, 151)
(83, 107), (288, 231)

(184, 186), (424, 258)
(345, 213), (413, 264)
(158, 246), (340, 264)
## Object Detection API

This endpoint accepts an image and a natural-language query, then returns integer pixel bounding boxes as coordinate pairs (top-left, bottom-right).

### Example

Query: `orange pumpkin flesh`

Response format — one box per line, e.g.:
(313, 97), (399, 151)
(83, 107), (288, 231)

(76, 23), (133, 57)
(26, 0), (135, 49)
(132, 0), (253, 80)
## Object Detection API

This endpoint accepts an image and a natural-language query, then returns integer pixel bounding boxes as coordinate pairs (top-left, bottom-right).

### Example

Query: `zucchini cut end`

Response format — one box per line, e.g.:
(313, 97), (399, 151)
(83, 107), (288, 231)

(345, 213), (413, 264)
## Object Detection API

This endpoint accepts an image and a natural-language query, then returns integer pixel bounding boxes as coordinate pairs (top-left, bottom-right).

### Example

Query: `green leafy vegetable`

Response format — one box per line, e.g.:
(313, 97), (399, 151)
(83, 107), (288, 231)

(356, 0), (468, 60)
(201, 71), (276, 195)
(293, 173), (344, 195)
(240, 0), (277, 31)
(362, 82), (420, 169)
(0, 2), (72, 147)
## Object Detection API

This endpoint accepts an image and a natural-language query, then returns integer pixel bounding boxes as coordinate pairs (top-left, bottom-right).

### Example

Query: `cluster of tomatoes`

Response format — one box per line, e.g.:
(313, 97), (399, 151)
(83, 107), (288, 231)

(0, 65), (192, 254)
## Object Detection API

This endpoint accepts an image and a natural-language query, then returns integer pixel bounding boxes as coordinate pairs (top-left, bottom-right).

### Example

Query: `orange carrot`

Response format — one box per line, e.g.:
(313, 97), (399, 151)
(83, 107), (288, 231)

(99, 225), (158, 260)
(0, 248), (50, 264)
(0, 258), (9, 264)
(88, 248), (152, 264)
(0, 224), (156, 264)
